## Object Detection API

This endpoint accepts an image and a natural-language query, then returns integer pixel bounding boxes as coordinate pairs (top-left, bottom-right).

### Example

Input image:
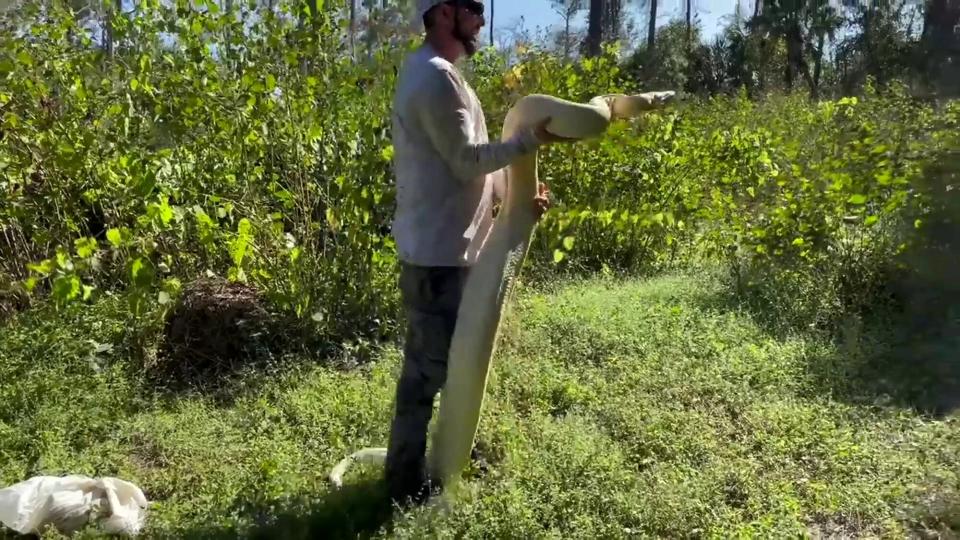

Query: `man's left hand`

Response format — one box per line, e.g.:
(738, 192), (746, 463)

(534, 182), (552, 219)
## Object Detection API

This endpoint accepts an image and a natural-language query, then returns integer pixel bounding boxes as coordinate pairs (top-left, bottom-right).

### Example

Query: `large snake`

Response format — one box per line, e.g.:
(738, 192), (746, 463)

(328, 91), (676, 497)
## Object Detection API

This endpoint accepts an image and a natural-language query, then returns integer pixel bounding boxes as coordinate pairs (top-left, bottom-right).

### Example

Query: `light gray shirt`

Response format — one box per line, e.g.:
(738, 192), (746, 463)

(390, 43), (540, 267)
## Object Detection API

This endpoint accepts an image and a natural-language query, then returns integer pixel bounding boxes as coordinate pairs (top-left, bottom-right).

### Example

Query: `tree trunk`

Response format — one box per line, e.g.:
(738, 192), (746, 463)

(647, 0), (657, 52)
(813, 32), (825, 98)
(605, 0), (622, 42)
(103, 0), (115, 57)
(786, 23), (815, 96)
(686, 0), (692, 42)
(864, 0), (879, 83)
(489, 0), (494, 47)
(222, 0), (234, 71)
(365, 2), (376, 60)
(586, 0), (603, 56)
(921, 0), (960, 89)
(349, 0), (356, 57)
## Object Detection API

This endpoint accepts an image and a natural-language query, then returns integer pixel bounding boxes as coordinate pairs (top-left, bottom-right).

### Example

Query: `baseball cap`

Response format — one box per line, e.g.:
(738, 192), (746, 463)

(417, 0), (484, 20)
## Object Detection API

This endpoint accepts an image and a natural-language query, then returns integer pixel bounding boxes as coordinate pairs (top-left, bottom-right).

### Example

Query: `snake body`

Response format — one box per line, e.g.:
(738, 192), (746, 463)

(328, 91), (675, 494)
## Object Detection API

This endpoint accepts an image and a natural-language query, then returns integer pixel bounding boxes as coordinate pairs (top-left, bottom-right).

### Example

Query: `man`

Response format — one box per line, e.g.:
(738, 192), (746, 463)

(385, 0), (571, 506)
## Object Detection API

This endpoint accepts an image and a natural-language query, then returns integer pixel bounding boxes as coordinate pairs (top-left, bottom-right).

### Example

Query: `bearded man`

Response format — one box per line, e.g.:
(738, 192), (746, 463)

(385, 0), (571, 506)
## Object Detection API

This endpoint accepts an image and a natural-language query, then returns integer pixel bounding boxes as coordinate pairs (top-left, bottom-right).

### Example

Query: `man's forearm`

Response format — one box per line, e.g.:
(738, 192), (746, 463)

(423, 108), (539, 182)
(445, 130), (538, 182)
(417, 67), (542, 183)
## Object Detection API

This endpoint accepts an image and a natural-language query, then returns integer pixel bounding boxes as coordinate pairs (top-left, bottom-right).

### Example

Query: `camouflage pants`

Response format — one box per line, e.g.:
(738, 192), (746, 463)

(385, 262), (470, 504)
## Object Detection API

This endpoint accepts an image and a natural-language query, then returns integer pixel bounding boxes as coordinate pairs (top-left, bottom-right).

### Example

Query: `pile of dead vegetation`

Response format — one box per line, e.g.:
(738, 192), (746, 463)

(150, 277), (294, 392)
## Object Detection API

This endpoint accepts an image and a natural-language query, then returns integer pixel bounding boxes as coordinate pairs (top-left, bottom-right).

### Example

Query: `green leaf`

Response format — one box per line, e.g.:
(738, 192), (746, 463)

(230, 218), (253, 267)
(56, 251), (73, 271)
(107, 228), (123, 247)
(131, 258), (155, 288)
(162, 278), (182, 295)
(16, 50), (33, 67)
(847, 194), (868, 205)
(562, 236), (575, 251)
(553, 249), (565, 263)
(28, 259), (56, 276)
(159, 204), (174, 226)
(71, 76), (87, 101)
(381, 145), (394, 162)
(75, 237), (98, 259)
(865, 215), (879, 227)
(53, 275), (81, 301)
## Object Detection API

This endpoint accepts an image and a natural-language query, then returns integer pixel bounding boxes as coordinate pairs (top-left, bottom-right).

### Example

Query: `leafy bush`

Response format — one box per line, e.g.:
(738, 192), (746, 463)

(1, 1), (403, 348)
(705, 85), (951, 331)
(0, 2), (955, 346)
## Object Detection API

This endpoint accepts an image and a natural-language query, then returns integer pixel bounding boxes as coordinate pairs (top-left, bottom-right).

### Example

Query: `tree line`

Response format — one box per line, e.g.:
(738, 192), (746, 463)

(11, 0), (960, 98)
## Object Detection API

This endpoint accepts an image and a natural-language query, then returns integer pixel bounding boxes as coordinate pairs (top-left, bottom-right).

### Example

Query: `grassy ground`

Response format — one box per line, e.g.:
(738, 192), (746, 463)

(0, 270), (957, 539)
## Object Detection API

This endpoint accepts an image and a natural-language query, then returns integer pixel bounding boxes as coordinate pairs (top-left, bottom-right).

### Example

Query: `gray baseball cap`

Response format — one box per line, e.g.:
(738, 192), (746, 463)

(417, 0), (484, 20)
(417, 0), (447, 19)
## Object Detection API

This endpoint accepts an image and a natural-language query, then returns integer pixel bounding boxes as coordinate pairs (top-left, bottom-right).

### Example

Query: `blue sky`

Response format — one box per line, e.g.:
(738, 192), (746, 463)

(491, 0), (753, 42)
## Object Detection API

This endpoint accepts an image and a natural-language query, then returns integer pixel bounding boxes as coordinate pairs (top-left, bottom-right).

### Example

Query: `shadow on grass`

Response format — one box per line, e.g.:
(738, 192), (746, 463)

(804, 314), (960, 417)
(684, 269), (960, 418)
(0, 478), (396, 540)
(680, 146), (960, 418)
(177, 476), (396, 540)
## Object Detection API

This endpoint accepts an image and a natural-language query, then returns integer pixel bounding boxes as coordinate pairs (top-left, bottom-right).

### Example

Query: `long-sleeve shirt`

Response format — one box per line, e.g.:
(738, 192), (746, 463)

(390, 43), (540, 268)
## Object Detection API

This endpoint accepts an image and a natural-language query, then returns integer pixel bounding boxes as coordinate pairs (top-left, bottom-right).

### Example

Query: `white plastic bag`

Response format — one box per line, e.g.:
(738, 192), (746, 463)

(0, 475), (149, 536)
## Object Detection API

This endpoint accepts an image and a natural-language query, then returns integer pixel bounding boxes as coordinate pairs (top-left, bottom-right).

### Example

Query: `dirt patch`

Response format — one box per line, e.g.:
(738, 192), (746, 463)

(0, 282), (29, 324)
(806, 513), (886, 539)
(0, 296), (13, 323)
(153, 277), (290, 389)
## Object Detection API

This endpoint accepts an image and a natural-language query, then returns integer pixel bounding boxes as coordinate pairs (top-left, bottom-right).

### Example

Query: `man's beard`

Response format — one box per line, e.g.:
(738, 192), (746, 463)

(453, 14), (479, 56)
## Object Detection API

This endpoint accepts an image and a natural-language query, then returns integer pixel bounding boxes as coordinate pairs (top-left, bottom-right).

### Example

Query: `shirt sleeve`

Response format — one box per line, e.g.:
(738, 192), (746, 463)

(417, 65), (541, 184)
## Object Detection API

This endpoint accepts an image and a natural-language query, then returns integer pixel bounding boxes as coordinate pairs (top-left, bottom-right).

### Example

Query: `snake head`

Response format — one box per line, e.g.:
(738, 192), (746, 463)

(605, 91), (678, 119)
(650, 91), (677, 106)
(637, 91), (677, 109)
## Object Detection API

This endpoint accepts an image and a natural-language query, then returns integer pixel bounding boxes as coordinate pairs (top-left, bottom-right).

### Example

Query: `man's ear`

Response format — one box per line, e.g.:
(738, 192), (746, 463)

(436, 3), (454, 24)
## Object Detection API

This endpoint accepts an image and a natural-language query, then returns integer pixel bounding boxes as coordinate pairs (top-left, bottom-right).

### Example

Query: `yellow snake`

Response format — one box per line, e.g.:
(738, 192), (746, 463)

(328, 91), (676, 497)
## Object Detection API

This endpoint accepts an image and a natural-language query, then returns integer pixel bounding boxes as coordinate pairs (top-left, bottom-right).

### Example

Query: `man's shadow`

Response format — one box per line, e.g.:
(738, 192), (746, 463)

(180, 476), (396, 540)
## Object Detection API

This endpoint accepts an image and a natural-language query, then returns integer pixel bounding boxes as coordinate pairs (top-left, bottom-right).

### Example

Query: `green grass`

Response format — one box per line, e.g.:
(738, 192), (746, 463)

(1, 271), (957, 539)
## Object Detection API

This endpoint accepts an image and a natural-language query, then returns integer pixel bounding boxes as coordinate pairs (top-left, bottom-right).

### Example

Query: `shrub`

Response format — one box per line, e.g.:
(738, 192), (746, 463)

(0, 3), (954, 345)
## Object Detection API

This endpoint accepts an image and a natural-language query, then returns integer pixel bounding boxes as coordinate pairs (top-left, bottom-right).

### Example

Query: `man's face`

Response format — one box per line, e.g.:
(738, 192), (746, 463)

(446, 1), (485, 57)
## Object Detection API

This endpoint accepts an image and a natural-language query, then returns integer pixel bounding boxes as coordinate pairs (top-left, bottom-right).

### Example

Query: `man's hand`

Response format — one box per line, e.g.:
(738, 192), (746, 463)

(534, 182), (552, 219)
(534, 117), (578, 145)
